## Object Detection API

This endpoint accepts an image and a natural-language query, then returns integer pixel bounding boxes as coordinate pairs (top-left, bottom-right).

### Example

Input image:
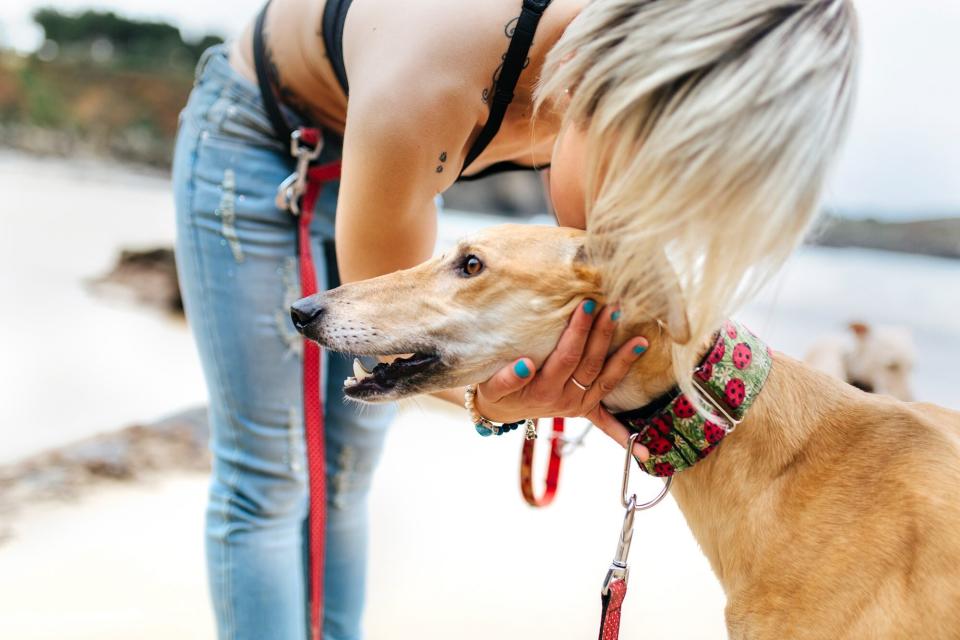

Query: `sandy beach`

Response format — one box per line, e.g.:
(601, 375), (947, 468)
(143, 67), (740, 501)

(1, 151), (958, 639)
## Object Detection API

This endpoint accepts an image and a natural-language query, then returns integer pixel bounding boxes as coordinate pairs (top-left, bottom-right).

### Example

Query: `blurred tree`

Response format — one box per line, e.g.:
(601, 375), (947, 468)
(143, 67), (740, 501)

(31, 8), (223, 70)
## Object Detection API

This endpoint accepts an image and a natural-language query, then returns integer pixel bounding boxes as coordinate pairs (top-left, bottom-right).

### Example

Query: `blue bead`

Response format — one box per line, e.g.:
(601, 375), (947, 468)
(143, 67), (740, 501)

(475, 424), (493, 437)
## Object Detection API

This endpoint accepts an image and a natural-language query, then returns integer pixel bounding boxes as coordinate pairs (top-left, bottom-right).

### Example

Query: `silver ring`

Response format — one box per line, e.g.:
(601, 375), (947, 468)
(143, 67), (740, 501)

(570, 377), (591, 392)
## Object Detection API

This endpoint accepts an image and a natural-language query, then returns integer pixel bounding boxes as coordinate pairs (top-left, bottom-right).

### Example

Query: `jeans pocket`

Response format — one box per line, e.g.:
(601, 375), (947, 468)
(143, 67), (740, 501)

(205, 92), (283, 151)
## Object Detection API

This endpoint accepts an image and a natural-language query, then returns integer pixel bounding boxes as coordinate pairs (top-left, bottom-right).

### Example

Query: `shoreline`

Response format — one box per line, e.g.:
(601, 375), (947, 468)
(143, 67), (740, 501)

(1, 142), (957, 260)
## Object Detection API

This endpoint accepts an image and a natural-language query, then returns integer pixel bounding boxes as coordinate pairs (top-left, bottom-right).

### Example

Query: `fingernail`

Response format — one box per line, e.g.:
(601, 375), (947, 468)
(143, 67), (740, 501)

(611, 310), (622, 322)
(633, 444), (649, 462)
(583, 300), (596, 315)
(633, 344), (647, 355)
(514, 360), (531, 378)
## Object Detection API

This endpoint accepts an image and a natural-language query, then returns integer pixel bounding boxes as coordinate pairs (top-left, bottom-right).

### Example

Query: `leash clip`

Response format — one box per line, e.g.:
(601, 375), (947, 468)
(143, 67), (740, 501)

(601, 494), (636, 596)
(276, 129), (323, 214)
(602, 433), (673, 595)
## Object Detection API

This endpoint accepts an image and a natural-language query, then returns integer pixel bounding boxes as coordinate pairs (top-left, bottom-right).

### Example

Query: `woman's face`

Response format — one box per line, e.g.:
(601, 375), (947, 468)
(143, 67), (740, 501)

(548, 122), (588, 230)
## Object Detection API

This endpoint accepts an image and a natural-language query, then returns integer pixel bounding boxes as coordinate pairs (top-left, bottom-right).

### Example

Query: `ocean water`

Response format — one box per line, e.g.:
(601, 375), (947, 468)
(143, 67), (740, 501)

(1, 151), (958, 464)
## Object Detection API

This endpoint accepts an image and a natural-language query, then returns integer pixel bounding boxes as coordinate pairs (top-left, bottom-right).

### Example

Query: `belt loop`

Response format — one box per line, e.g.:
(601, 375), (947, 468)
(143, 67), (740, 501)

(193, 44), (218, 84)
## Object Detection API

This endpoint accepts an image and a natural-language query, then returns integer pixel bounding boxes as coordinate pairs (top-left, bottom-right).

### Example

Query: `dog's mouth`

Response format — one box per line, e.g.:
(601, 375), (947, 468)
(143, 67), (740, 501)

(344, 352), (443, 401)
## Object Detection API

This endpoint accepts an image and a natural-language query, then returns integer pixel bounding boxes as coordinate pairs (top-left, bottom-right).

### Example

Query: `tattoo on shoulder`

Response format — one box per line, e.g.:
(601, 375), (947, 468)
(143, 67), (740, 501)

(481, 15), (530, 105)
(264, 41), (322, 125)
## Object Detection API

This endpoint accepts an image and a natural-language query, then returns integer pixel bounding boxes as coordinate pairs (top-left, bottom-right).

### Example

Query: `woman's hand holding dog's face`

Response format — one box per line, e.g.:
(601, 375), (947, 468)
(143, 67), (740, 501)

(474, 300), (650, 461)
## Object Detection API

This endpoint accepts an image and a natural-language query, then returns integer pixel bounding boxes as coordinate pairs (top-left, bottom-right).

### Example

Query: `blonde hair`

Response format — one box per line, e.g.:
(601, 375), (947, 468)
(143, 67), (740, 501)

(538, 0), (858, 409)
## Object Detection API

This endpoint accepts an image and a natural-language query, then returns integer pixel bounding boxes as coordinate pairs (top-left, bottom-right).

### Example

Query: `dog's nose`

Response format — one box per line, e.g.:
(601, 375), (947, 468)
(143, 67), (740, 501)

(290, 297), (325, 331)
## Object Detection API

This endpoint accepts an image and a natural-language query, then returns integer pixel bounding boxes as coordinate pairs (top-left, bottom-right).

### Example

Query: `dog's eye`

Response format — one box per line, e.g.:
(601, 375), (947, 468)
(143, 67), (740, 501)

(459, 255), (484, 277)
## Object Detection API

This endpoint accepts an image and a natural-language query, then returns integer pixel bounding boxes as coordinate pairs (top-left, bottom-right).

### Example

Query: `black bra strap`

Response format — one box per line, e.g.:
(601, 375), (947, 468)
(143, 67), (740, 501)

(322, 0), (353, 95)
(460, 0), (552, 177)
(253, 1), (293, 144)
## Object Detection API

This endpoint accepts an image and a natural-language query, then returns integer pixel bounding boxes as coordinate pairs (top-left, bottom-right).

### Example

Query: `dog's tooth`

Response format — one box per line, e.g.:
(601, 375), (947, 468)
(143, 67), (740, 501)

(353, 358), (373, 381)
(344, 376), (358, 388)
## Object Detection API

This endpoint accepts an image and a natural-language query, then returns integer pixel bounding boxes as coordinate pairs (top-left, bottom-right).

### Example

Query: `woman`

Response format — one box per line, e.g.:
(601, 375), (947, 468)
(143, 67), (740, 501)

(172, 0), (856, 638)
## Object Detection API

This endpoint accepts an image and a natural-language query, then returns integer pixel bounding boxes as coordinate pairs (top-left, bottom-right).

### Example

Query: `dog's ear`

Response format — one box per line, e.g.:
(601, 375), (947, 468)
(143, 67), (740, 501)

(659, 299), (691, 344)
(571, 242), (603, 289)
(577, 239), (690, 342)
(622, 249), (691, 344)
(650, 270), (691, 345)
(849, 321), (870, 339)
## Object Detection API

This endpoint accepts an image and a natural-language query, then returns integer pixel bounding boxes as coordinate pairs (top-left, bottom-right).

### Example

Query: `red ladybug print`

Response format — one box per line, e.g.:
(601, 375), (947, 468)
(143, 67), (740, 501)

(674, 395), (696, 419)
(725, 378), (746, 408)
(653, 461), (675, 477)
(724, 321), (738, 339)
(695, 362), (714, 382)
(732, 342), (753, 369)
(704, 421), (725, 444)
(706, 341), (726, 365)
(646, 435), (674, 455)
(651, 414), (673, 436)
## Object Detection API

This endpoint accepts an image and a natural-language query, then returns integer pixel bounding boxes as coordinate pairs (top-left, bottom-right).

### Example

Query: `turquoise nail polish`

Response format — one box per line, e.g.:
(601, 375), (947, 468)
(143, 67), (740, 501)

(583, 300), (596, 315)
(514, 360), (531, 378)
(633, 344), (648, 355)
(611, 310), (622, 322)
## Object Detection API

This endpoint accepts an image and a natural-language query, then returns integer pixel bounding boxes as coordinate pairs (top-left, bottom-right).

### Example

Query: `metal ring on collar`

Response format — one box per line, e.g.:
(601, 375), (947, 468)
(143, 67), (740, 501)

(621, 432), (673, 510)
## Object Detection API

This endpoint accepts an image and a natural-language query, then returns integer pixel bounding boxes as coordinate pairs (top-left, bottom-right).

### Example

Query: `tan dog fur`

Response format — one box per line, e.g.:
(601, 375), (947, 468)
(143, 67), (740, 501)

(295, 225), (960, 639)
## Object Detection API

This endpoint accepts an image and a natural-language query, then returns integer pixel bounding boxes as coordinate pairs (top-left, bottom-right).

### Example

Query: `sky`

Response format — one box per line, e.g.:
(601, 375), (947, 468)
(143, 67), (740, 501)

(1, 0), (958, 219)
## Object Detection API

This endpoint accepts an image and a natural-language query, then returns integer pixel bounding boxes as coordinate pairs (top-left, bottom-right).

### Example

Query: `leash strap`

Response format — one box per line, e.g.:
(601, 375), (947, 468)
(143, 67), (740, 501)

(289, 127), (341, 640)
(519, 417), (564, 507)
(598, 579), (627, 640)
(254, 10), (338, 634)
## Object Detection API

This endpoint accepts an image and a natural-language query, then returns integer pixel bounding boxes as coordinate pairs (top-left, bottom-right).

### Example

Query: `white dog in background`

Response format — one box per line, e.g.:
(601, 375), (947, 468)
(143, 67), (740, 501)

(804, 322), (915, 401)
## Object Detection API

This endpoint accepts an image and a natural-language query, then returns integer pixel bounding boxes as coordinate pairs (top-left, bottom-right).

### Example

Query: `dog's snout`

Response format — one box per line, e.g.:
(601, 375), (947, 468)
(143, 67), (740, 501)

(290, 297), (325, 332)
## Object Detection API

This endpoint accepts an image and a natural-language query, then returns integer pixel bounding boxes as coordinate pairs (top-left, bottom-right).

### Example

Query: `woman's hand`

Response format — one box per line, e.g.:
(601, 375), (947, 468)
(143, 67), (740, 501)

(475, 300), (650, 460)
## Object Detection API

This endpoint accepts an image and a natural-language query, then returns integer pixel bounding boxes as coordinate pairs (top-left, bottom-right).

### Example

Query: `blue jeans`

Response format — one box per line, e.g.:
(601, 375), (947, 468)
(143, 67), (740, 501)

(172, 45), (395, 640)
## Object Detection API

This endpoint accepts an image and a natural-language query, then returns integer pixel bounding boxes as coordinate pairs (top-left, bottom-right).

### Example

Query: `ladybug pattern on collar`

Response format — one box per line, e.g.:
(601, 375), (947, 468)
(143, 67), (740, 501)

(612, 320), (773, 477)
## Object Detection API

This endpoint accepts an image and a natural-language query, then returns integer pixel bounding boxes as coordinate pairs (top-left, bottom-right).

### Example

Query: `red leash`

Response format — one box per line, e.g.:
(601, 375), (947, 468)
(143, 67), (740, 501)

(519, 417), (565, 507)
(599, 579), (627, 640)
(281, 127), (341, 640)
(596, 433), (673, 639)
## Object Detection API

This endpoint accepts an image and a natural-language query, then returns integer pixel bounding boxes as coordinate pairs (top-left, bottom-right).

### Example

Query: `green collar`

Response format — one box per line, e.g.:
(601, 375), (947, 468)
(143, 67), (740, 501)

(612, 320), (773, 477)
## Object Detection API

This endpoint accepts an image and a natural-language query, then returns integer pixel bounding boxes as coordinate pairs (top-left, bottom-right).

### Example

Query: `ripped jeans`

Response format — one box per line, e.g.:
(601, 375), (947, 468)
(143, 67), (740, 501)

(172, 45), (394, 640)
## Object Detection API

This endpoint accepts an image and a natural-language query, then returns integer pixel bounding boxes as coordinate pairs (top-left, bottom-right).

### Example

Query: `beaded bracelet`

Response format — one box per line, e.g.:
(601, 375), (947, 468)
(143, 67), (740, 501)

(464, 385), (537, 440)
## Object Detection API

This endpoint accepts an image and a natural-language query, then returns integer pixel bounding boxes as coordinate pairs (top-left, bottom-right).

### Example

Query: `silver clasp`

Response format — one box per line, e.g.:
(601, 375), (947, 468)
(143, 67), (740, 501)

(601, 494), (636, 596)
(275, 129), (323, 214)
(692, 377), (742, 434)
(621, 432), (673, 510)
(602, 432), (673, 595)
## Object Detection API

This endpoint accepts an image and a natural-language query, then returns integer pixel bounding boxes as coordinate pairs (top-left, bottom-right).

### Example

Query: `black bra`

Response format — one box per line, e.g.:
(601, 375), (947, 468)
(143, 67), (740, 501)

(322, 0), (552, 180)
(257, 0), (551, 181)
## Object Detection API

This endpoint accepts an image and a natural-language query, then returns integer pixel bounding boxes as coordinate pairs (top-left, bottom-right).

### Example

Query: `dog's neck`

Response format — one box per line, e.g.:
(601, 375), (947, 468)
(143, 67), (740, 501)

(607, 321), (862, 594)
(602, 320), (699, 413)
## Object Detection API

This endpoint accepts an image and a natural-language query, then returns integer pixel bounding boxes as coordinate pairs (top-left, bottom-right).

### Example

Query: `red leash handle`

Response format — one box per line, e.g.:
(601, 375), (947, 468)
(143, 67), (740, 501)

(289, 128), (342, 640)
(519, 417), (565, 507)
(598, 579), (627, 640)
